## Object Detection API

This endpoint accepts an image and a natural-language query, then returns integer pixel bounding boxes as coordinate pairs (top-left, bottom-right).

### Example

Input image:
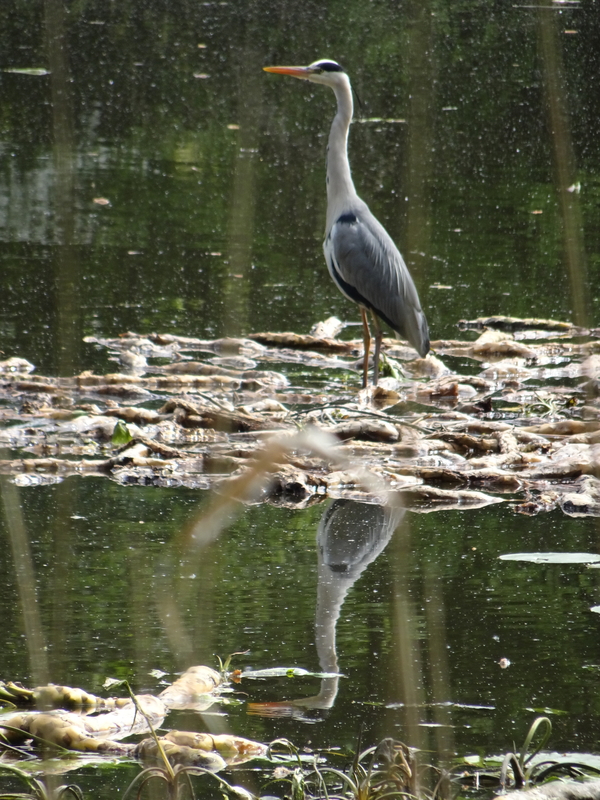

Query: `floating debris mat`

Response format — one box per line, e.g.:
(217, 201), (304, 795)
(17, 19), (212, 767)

(0, 315), (599, 516)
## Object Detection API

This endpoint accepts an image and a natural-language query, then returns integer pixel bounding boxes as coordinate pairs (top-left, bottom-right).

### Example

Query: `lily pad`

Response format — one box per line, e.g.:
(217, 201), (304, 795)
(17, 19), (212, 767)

(239, 667), (342, 680)
(499, 552), (600, 564)
(525, 706), (568, 715)
(3, 67), (50, 75)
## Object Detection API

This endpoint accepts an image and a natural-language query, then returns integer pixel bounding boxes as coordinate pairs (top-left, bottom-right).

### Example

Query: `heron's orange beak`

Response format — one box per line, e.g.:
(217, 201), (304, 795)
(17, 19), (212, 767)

(263, 65), (313, 80)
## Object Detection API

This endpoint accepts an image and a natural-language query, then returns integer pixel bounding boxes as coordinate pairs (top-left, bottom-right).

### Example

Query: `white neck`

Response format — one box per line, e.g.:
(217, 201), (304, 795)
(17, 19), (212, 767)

(326, 76), (358, 224)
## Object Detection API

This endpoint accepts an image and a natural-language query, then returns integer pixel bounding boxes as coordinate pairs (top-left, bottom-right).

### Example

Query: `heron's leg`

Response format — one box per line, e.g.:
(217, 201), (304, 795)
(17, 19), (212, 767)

(360, 307), (371, 389)
(371, 312), (383, 386)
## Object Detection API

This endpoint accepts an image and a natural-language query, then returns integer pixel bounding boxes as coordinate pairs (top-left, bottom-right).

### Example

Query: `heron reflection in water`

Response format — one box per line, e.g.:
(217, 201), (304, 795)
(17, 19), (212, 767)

(249, 499), (404, 719)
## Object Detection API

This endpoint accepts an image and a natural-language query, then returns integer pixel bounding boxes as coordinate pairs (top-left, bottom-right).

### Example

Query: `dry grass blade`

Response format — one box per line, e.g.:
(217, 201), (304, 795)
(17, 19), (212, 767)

(103, 678), (174, 781)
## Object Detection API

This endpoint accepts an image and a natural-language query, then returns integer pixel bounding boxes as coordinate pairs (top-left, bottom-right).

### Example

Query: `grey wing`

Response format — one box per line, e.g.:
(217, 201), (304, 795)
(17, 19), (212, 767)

(324, 211), (430, 357)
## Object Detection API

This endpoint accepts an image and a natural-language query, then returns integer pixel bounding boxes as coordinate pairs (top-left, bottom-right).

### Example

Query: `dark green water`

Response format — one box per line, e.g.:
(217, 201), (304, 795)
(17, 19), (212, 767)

(1, 0), (600, 796)
(2, 481), (600, 790)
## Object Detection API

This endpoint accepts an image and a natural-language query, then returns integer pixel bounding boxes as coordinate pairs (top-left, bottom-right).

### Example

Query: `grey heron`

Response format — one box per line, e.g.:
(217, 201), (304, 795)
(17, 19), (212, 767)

(264, 59), (430, 387)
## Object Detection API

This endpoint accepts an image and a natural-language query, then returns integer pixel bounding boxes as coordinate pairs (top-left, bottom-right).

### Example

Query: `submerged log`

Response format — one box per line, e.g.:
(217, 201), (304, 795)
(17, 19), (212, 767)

(459, 315), (578, 332)
(329, 420), (400, 443)
(160, 399), (286, 432)
(248, 331), (356, 353)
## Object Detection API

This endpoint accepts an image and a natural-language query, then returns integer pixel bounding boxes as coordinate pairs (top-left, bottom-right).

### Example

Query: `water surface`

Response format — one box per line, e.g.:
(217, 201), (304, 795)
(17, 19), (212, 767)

(1, 0), (600, 795)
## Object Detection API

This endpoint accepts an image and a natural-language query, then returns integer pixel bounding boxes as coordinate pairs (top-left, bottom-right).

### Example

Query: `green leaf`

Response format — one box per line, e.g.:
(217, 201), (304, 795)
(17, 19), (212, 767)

(111, 420), (133, 446)
(380, 356), (403, 380)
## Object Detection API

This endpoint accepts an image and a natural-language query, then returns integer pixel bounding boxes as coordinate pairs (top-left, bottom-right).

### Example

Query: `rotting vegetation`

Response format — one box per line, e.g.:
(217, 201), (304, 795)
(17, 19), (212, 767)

(0, 315), (599, 517)
(0, 665), (263, 769)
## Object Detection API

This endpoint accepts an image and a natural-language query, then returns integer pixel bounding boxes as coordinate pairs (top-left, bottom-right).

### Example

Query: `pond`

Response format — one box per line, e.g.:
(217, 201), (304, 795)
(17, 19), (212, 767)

(1, 1), (600, 798)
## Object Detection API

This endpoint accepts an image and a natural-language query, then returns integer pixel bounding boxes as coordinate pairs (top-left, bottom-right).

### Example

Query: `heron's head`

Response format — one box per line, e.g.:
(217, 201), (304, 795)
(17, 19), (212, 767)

(263, 59), (349, 89)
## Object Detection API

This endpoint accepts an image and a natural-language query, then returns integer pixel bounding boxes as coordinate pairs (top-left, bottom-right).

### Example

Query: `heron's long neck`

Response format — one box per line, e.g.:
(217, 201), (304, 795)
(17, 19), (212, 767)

(326, 78), (357, 216)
